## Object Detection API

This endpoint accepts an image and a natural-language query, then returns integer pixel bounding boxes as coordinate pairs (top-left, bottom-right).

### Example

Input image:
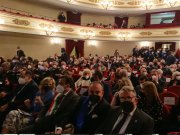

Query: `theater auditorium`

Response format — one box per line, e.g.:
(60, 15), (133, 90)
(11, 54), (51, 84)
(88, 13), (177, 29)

(0, 0), (180, 134)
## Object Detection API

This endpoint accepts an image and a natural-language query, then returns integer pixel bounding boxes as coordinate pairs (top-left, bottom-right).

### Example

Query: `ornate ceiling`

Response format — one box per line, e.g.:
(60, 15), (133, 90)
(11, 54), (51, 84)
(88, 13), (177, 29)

(34, 0), (180, 15)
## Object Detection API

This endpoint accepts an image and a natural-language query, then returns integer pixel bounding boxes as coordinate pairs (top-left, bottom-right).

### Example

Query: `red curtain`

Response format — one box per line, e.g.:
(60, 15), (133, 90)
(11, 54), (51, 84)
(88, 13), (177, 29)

(65, 39), (84, 58)
(75, 40), (84, 57)
(65, 39), (76, 56)
(66, 11), (81, 25)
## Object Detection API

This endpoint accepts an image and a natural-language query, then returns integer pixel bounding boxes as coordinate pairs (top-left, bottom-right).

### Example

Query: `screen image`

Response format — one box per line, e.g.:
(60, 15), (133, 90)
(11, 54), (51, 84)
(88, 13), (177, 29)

(150, 12), (175, 24)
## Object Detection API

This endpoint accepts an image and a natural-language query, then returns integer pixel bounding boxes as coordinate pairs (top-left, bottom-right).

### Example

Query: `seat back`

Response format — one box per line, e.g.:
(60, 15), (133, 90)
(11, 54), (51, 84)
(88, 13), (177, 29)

(167, 85), (180, 97)
(159, 91), (179, 106)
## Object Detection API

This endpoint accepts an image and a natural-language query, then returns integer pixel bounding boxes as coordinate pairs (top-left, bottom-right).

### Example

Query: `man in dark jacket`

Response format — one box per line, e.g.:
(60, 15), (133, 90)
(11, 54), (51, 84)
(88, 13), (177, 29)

(74, 81), (111, 134)
(19, 76), (80, 134)
(97, 86), (154, 134)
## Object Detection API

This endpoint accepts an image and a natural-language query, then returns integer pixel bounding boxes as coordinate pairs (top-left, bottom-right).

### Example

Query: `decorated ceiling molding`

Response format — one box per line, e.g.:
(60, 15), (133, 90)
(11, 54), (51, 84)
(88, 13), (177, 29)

(38, 0), (180, 15)
(0, 11), (180, 41)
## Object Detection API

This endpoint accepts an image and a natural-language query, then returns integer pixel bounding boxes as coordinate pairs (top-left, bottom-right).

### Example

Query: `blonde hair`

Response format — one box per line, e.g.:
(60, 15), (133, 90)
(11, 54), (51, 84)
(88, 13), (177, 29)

(119, 86), (136, 96)
(117, 77), (134, 90)
(39, 77), (55, 92)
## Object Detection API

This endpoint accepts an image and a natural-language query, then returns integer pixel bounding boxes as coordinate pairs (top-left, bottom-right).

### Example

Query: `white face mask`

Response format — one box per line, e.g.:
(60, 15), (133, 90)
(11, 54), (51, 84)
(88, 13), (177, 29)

(62, 65), (66, 69)
(127, 72), (131, 77)
(176, 76), (180, 80)
(85, 75), (90, 79)
(140, 83), (143, 88)
(152, 75), (157, 81)
(18, 77), (26, 85)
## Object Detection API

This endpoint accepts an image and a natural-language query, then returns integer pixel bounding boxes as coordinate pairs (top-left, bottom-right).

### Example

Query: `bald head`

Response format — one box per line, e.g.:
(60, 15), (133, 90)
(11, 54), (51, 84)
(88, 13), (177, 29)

(88, 81), (104, 100)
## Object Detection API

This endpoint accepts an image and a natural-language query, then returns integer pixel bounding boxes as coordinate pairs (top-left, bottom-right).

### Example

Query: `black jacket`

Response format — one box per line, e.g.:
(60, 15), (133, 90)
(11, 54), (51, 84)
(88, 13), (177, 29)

(97, 107), (154, 134)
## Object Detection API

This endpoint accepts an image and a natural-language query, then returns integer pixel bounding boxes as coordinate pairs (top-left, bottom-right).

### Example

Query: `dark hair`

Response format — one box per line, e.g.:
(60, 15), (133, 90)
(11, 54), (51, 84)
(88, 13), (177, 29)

(93, 70), (103, 80)
(25, 70), (33, 78)
(139, 75), (148, 81)
(61, 76), (75, 90)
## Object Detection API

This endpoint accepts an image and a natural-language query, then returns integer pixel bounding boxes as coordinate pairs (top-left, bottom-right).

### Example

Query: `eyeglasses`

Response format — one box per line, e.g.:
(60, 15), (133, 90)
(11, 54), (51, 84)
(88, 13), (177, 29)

(119, 96), (136, 101)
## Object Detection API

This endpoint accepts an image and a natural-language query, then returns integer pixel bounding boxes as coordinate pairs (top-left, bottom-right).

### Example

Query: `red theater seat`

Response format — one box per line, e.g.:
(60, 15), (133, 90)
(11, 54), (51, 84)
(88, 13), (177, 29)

(167, 86), (180, 97)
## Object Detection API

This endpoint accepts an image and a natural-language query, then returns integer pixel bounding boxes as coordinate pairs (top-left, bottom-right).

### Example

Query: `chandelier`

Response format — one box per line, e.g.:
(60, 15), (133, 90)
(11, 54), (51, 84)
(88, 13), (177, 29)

(81, 29), (95, 39)
(99, 0), (114, 10)
(140, 0), (154, 10)
(118, 32), (130, 41)
(163, 0), (178, 7)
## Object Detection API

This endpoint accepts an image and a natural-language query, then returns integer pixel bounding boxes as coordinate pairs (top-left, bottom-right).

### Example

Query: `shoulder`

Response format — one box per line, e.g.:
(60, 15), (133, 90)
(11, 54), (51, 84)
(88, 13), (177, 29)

(136, 108), (154, 122)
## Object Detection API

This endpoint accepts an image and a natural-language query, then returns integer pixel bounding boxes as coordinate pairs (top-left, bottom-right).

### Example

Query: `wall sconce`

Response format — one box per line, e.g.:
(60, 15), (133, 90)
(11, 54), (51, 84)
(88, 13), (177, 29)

(88, 40), (98, 47)
(80, 29), (95, 39)
(140, 41), (151, 47)
(50, 38), (62, 45)
(0, 18), (5, 24)
(118, 32), (130, 41)
(39, 23), (58, 36)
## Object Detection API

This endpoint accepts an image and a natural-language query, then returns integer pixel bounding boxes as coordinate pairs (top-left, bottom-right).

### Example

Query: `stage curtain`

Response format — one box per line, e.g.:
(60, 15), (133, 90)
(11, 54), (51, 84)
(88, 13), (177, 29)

(66, 11), (81, 25)
(75, 40), (84, 58)
(65, 39), (75, 56)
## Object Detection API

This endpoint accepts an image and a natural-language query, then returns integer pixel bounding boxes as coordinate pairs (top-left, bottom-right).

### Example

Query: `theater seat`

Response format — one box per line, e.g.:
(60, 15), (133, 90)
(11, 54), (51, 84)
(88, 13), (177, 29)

(159, 91), (179, 106)
(159, 91), (179, 116)
(167, 85), (180, 97)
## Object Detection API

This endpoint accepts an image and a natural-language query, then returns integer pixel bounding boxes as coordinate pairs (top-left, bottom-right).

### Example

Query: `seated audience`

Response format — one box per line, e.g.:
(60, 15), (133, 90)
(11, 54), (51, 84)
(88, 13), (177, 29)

(1, 77), (55, 133)
(18, 76), (80, 134)
(0, 69), (39, 131)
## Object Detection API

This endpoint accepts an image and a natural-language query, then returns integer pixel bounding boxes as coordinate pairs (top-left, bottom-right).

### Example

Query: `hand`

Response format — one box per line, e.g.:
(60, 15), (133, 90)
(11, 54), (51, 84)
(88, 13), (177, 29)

(0, 104), (8, 112)
(24, 99), (31, 108)
(35, 96), (43, 106)
(0, 92), (7, 98)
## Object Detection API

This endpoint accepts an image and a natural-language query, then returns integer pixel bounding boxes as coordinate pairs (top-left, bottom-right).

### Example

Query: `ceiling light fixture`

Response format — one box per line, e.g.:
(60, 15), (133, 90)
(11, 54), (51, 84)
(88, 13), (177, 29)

(99, 0), (114, 10)
(140, 0), (154, 10)
(163, 0), (178, 7)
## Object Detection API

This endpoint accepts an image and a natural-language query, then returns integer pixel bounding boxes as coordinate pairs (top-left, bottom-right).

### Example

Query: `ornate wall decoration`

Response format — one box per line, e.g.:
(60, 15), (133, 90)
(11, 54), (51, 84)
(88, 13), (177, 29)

(61, 27), (74, 32)
(99, 31), (111, 35)
(12, 19), (30, 26)
(164, 30), (178, 35)
(39, 23), (54, 29)
(139, 32), (152, 36)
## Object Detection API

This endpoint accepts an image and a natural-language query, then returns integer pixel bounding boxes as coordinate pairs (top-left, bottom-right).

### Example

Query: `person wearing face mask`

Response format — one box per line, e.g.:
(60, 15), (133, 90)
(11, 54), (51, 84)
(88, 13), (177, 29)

(98, 86), (154, 134)
(18, 76), (80, 134)
(125, 66), (139, 88)
(0, 70), (39, 131)
(150, 69), (164, 93)
(91, 70), (111, 102)
(75, 69), (92, 96)
(135, 75), (148, 97)
(1, 77), (54, 133)
(168, 71), (180, 87)
(73, 81), (111, 134)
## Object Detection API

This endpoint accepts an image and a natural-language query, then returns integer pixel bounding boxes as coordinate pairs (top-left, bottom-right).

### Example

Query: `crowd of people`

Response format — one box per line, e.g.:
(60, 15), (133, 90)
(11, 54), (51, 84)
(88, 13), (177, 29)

(0, 46), (180, 134)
